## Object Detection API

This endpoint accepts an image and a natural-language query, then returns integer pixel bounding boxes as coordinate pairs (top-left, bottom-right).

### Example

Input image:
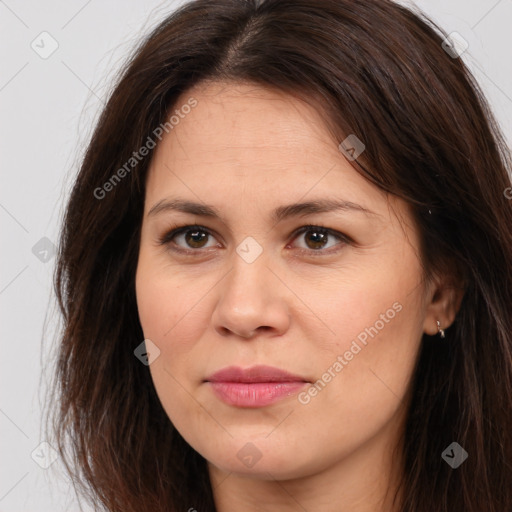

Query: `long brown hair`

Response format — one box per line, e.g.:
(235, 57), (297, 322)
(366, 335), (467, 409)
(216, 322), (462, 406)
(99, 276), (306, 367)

(46, 0), (512, 510)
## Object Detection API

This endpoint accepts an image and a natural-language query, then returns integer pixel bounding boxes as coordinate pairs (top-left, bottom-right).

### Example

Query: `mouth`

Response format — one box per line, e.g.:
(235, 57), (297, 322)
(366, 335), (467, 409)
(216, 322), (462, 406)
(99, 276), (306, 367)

(204, 365), (310, 408)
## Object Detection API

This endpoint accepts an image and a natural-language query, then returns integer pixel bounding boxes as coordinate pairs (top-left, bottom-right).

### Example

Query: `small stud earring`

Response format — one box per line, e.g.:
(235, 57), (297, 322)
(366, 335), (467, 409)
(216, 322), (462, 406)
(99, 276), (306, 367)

(436, 320), (446, 338)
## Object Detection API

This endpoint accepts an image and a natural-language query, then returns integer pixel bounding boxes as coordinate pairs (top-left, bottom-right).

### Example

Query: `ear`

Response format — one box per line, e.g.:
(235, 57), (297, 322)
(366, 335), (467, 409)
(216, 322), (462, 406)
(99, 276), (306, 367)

(423, 272), (465, 336)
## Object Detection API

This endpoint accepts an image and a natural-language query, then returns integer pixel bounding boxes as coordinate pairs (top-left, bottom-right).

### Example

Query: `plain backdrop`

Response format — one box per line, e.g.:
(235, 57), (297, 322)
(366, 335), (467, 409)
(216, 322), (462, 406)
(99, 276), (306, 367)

(1, 0), (511, 510)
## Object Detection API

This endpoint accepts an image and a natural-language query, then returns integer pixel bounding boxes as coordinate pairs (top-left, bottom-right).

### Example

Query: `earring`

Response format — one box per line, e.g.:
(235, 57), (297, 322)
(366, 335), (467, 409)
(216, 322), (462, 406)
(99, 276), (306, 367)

(436, 320), (446, 338)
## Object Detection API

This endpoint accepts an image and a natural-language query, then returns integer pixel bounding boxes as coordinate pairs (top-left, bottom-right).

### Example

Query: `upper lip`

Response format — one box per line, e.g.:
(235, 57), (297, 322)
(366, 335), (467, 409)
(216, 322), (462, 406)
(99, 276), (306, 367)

(205, 365), (309, 383)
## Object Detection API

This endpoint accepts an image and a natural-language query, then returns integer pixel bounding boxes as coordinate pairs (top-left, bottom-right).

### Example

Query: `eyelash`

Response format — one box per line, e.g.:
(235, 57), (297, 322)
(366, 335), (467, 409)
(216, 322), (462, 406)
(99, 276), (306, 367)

(157, 223), (352, 257)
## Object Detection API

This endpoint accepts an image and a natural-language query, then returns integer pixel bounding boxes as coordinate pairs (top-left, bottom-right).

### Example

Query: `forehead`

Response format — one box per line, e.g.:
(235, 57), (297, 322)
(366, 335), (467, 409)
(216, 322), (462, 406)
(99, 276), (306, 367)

(169, 82), (336, 163)
(145, 81), (380, 200)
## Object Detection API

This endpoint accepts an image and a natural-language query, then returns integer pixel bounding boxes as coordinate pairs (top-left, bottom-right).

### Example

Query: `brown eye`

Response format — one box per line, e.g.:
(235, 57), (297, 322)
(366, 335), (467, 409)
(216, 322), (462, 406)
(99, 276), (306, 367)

(291, 225), (349, 254)
(184, 228), (209, 248)
(303, 229), (329, 250)
(159, 224), (349, 256)
(160, 225), (219, 251)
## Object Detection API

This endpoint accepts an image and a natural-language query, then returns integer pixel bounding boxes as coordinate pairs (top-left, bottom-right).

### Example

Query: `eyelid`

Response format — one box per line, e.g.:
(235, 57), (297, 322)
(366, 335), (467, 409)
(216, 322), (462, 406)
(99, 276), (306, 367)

(158, 223), (351, 255)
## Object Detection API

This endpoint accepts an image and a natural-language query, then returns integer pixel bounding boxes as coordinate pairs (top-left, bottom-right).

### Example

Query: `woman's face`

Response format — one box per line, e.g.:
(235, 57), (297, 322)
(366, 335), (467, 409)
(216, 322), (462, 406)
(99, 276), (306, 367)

(136, 81), (434, 483)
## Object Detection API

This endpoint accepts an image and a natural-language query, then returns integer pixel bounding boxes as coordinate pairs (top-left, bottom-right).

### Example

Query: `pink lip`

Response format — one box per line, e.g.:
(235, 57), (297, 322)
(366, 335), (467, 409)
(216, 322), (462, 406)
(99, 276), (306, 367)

(205, 365), (309, 408)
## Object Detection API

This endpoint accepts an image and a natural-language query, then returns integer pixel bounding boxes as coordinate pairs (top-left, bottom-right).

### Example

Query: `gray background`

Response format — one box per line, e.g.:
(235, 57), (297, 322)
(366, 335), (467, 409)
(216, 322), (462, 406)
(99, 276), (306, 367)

(1, 0), (511, 510)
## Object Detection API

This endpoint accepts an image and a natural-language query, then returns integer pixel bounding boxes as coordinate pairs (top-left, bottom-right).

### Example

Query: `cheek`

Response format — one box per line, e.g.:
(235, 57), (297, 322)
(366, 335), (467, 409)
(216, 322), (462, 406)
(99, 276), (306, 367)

(302, 251), (424, 416)
(135, 254), (209, 349)
(314, 295), (422, 423)
(135, 256), (214, 421)
(135, 264), (211, 433)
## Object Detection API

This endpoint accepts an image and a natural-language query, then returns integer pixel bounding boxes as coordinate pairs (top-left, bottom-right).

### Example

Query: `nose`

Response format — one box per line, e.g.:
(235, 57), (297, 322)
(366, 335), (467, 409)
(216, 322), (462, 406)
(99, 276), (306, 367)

(211, 251), (291, 340)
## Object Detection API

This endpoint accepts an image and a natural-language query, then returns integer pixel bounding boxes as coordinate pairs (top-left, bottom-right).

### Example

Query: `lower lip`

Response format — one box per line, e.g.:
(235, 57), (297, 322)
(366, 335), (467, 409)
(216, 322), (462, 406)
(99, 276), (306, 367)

(208, 381), (308, 407)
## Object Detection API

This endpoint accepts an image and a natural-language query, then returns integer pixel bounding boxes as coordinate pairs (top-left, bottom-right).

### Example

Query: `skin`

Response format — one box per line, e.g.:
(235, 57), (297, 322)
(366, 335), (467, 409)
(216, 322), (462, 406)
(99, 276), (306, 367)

(135, 81), (462, 512)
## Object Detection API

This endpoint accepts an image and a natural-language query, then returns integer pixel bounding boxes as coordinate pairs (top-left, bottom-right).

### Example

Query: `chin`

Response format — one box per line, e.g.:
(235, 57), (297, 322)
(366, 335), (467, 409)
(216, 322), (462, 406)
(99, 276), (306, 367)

(202, 438), (319, 481)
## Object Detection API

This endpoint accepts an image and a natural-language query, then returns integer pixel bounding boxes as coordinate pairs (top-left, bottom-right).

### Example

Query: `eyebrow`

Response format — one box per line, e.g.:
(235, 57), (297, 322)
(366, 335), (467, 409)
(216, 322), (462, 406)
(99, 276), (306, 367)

(148, 197), (380, 223)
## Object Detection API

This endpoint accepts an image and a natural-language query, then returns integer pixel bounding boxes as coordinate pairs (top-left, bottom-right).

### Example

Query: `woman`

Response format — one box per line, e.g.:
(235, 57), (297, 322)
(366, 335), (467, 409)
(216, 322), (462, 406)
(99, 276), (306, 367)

(47, 0), (512, 510)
